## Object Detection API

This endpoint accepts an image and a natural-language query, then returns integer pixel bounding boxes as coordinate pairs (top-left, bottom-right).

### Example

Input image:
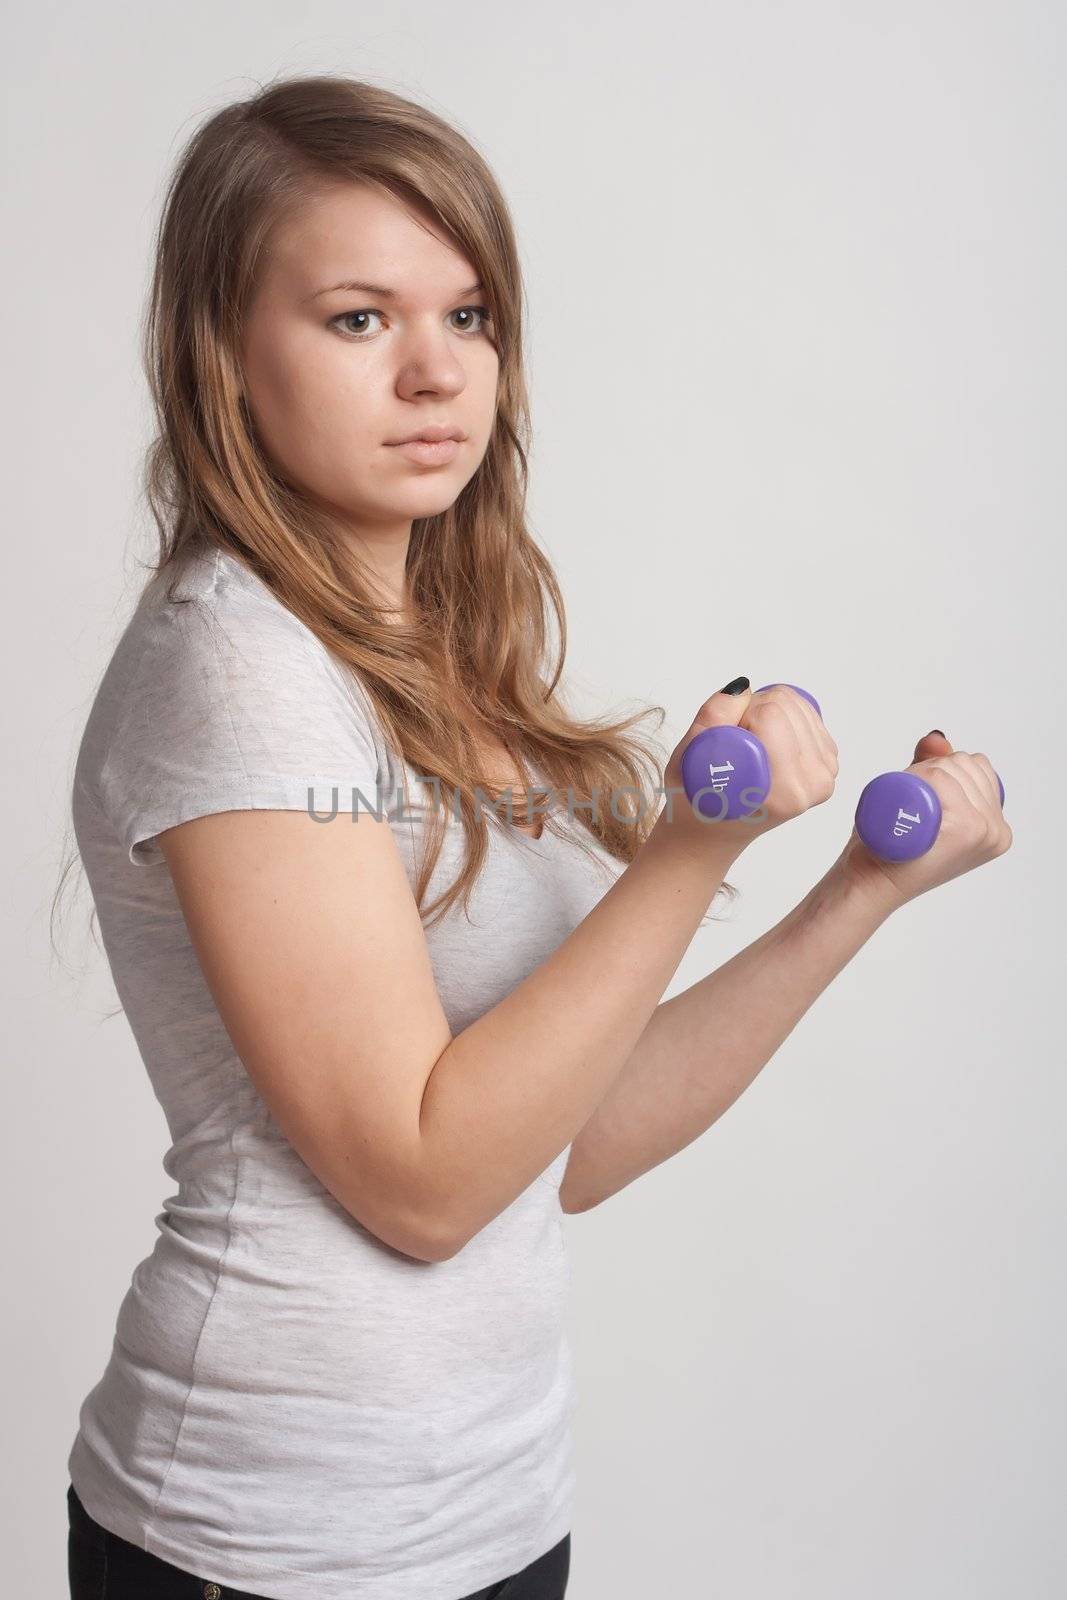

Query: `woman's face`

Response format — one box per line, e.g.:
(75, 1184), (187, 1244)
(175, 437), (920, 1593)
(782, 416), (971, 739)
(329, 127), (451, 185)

(240, 181), (500, 557)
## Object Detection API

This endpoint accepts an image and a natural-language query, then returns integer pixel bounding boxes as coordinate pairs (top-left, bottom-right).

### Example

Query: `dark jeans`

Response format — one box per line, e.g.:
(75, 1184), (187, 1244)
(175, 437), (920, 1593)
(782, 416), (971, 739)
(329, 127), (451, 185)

(68, 1482), (570, 1600)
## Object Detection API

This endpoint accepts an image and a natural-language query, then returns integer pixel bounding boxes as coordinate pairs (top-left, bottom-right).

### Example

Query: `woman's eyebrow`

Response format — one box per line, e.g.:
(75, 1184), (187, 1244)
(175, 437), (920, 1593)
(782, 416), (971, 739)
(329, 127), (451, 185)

(308, 279), (484, 301)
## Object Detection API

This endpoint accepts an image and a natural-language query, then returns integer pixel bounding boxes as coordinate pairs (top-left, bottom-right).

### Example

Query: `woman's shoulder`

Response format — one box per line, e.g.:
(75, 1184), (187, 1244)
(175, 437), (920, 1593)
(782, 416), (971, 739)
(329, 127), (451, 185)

(74, 541), (387, 866)
(145, 542), (329, 658)
(104, 541), (376, 718)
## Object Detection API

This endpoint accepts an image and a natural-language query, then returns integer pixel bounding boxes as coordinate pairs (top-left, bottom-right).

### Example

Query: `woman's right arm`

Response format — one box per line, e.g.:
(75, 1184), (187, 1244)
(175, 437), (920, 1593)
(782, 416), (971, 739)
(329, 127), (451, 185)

(159, 683), (836, 1262)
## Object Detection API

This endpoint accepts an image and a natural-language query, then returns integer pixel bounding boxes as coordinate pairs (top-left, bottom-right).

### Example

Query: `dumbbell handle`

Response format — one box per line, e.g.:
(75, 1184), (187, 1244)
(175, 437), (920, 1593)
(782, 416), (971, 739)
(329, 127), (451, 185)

(678, 684), (1005, 863)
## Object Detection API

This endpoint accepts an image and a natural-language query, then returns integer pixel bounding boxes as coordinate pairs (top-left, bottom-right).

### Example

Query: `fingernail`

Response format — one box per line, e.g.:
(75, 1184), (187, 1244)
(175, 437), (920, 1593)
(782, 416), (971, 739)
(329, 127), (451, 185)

(928, 728), (946, 738)
(719, 676), (750, 695)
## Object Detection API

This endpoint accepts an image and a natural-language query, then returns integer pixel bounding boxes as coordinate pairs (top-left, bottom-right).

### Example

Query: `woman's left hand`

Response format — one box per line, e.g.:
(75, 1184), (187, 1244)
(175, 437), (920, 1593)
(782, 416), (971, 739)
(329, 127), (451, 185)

(835, 730), (1013, 913)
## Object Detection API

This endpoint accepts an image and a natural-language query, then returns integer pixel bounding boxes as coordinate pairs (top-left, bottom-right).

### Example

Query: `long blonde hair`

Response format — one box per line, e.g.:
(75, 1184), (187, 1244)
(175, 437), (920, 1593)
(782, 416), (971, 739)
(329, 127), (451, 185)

(53, 71), (737, 958)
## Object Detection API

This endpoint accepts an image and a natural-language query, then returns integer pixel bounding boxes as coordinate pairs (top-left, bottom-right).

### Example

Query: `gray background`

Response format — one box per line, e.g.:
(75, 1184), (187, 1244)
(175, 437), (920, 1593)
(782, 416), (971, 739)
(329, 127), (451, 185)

(6, 1), (1064, 1594)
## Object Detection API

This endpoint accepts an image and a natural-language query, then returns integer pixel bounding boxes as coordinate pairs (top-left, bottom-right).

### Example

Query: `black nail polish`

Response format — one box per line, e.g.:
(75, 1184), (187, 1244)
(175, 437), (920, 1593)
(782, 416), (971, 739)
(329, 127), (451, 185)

(719, 676), (750, 695)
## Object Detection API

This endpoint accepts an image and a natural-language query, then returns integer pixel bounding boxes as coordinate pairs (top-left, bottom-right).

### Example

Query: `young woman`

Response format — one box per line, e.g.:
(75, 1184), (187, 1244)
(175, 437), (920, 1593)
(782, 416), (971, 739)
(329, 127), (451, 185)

(61, 74), (1011, 1600)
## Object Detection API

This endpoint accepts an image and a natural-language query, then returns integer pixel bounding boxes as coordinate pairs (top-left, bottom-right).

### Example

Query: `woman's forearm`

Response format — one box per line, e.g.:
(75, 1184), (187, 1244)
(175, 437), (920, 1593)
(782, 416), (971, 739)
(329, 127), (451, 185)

(558, 858), (897, 1214)
(418, 818), (745, 1252)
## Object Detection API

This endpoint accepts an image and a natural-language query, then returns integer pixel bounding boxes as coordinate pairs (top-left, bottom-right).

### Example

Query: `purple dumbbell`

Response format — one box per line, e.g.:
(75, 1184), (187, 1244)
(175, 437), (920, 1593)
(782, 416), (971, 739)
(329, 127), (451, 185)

(679, 684), (1006, 862)
(854, 766), (1005, 862)
(679, 683), (821, 823)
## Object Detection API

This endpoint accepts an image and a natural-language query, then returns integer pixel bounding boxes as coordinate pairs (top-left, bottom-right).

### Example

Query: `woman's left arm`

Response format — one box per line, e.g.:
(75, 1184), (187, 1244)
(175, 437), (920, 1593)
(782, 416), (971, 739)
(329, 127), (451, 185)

(559, 730), (1011, 1216)
(558, 858), (895, 1214)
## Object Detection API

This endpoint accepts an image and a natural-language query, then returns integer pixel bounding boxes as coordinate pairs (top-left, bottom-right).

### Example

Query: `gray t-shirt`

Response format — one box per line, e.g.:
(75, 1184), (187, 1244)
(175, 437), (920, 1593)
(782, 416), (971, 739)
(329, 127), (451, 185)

(67, 543), (623, 1600)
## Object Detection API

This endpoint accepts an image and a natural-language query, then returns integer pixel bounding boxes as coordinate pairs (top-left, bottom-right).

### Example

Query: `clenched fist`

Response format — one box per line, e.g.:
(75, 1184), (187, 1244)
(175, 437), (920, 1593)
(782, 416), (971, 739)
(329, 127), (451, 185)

(838, 730), (1012, 910)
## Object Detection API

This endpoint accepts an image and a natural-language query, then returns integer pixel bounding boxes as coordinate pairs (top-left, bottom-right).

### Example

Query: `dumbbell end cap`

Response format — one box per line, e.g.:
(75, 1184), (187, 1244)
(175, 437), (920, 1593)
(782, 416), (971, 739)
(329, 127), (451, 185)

(753, 683), (822, 720)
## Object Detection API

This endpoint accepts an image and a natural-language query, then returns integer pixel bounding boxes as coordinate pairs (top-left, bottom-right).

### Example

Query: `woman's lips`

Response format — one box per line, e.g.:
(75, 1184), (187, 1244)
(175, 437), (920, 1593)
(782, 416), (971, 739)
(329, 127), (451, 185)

(387, 438), (461, 465)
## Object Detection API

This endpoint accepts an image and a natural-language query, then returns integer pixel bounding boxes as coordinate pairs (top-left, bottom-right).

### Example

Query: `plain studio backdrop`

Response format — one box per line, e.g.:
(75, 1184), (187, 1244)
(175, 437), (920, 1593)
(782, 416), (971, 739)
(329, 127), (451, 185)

(5, 2), (1063, 1595)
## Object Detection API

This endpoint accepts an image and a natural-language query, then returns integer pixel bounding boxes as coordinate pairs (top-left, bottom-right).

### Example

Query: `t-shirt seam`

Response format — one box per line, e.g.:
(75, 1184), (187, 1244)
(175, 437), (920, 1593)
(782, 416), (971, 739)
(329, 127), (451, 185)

(205, 547), (385, 782)
(197, 586), (256, 794)
(100, 548), (379, 769)
(105, 1489), (573, 1594)
(143, 1121), (245, 1548)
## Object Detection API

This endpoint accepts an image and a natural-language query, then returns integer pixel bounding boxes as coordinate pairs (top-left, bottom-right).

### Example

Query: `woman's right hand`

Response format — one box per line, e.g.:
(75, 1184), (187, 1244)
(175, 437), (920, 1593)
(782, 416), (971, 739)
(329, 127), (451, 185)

(655, 679), (839, 857)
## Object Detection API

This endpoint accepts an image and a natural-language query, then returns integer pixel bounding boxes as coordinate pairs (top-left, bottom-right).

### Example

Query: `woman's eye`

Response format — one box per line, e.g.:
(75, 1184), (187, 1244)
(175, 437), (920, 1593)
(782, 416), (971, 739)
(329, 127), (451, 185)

(332, 309), (383, 338)
(331, 306), (492, 340)
(449, 306), (492, 335)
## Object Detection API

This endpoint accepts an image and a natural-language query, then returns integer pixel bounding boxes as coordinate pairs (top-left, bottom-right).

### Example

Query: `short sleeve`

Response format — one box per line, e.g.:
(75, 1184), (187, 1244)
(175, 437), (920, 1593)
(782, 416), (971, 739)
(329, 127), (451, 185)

(95, 584), (385, 868)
